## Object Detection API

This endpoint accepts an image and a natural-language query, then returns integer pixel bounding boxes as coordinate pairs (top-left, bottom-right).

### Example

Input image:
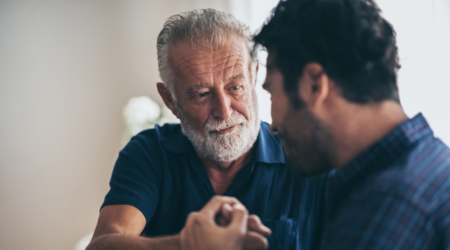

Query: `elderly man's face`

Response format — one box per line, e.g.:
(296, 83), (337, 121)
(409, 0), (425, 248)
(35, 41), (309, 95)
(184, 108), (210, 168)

(168, 36), (259, 163)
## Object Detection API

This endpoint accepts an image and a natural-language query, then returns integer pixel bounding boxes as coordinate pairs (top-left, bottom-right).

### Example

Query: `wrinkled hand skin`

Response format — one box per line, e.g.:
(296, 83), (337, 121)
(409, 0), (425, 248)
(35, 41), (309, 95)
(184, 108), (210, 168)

(180, 196), (271, 250)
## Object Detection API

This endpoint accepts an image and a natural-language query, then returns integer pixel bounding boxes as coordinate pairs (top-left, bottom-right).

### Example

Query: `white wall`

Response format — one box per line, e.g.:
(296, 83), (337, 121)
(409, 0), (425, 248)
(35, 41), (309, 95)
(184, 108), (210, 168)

(377, 0), (450, 144)
(0, 1), (184, 250)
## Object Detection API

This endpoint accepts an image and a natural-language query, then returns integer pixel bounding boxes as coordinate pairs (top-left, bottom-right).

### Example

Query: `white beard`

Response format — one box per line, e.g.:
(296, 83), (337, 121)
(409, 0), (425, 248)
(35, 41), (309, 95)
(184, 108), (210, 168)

(177, 91), (260, 163)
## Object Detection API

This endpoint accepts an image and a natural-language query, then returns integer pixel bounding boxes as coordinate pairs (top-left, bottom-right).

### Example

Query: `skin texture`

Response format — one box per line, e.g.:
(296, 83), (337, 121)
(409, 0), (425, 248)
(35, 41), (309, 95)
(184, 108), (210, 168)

(263, 49), (409, 177)
(87, 37), (269, 250)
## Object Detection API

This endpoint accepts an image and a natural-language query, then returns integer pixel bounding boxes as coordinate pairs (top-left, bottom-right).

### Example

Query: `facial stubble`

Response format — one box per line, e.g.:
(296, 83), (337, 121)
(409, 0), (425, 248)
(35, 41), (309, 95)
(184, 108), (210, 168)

(281, 107), (335, 177)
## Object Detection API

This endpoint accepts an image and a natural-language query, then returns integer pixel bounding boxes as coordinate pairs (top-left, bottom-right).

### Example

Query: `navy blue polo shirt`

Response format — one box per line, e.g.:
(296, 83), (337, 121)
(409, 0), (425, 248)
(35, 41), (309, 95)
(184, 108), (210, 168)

(102, 122), (330, 250)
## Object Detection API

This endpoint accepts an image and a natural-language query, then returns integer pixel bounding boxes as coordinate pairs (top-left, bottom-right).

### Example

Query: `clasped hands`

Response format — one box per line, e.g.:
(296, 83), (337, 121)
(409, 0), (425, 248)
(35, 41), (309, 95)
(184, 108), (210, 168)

(180, 196), (272, 250)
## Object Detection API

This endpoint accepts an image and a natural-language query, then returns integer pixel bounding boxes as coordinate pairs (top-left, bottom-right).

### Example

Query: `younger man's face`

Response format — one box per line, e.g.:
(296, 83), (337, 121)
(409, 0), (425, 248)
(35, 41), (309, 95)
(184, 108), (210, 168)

(263, 51), (334, 177)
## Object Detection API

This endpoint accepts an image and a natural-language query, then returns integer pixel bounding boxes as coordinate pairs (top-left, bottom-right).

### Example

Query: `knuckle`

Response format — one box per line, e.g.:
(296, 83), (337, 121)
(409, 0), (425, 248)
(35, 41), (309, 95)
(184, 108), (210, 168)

(187, 212), (201, 222)
(234, 204), (248, 214)
(248, 215), (257, 223)
(248, 215), (261, 227)
(211, 195), (224, 203)
(229, 197), (241, 204)
(222, 195), (240, 204)
(188, 211), (199, 217)
(249, 214), (261, 223)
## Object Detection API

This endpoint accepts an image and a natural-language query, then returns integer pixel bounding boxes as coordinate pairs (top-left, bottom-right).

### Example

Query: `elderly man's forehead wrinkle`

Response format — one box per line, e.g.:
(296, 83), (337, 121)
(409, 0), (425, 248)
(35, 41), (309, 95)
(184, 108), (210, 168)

(178, 56), (245, 78)
(231, 53), (245, 82)
(170, 41), (250, 88)
(177, 57), (209, 76)
(211, 54), (244, 79)
(220, 48), (231, 83)
(192, 63), (244, 79)
(210, 54), (241, 69)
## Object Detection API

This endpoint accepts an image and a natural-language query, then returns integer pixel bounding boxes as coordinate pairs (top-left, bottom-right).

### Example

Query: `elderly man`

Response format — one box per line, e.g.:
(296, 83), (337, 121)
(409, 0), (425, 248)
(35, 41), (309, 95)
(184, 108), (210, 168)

(180, 0), (450, 249)
(87, 9), (329, 250)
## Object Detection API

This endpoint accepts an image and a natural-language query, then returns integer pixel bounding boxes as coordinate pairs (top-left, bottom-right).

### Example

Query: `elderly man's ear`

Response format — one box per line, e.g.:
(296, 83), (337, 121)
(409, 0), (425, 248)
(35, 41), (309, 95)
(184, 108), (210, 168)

(157, 82), (179, 118)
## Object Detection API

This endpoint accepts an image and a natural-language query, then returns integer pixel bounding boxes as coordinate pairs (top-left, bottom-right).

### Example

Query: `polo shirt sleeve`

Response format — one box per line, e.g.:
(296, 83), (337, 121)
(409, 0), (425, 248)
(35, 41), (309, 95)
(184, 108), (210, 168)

(101, 132), (162, 224)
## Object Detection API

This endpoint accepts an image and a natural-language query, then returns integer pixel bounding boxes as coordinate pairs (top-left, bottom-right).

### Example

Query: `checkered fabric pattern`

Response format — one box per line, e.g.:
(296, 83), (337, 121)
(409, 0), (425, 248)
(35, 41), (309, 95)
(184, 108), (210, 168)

(320, 113), (450, 250)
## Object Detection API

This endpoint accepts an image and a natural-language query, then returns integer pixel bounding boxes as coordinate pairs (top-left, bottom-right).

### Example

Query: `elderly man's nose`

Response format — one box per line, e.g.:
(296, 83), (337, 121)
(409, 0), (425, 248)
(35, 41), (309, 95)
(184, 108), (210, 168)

(212, 93), (232, 120)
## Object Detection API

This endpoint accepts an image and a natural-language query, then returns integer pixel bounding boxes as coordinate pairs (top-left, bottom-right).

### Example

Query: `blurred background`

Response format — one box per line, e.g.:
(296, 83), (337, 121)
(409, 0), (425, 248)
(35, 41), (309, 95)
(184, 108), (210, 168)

(0, 0), (449, 249)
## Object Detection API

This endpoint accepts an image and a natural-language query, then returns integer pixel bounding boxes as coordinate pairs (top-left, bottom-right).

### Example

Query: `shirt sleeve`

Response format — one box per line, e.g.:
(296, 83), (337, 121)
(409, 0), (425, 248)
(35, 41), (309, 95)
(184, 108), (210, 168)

(433, 193), (450, 250)
(321, 190), (443, 250)
(101, 133), (162, 224)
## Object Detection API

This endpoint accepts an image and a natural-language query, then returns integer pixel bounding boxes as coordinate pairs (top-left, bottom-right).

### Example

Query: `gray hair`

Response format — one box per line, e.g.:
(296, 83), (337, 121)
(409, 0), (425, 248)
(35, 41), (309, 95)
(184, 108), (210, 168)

(156, 9), (256, 99)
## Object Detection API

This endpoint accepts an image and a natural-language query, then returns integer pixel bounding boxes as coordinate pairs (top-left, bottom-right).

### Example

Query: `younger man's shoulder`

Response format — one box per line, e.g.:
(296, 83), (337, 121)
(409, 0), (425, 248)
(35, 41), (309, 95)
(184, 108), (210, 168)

(369, 138), (450, 210)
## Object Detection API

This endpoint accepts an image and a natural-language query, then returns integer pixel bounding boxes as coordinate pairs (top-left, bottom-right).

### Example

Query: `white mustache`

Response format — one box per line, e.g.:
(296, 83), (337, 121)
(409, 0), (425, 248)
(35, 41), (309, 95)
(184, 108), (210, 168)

(204, 113), (246, 132)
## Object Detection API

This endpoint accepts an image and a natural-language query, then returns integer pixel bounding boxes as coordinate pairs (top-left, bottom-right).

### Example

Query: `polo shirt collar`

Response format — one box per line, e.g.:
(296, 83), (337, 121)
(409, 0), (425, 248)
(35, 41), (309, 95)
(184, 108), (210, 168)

(159, 126), (194, 154)
(253, 122), (286, 164)
(159, 122), (286, 165)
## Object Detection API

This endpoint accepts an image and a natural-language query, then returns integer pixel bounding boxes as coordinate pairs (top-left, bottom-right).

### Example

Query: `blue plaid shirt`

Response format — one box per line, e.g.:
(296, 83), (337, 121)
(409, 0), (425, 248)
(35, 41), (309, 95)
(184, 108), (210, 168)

(320, 113), (450, 250)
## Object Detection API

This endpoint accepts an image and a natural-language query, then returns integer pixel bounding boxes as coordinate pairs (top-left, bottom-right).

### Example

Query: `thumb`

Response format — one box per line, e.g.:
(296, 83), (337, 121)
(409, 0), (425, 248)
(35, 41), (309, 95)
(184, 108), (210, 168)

(229, 204), (248, 233)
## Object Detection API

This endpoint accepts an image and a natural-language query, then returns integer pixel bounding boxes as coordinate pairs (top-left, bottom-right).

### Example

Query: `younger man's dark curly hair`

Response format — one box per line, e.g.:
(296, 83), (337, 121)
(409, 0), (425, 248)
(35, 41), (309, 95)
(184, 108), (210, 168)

(254, 0), (401, 108)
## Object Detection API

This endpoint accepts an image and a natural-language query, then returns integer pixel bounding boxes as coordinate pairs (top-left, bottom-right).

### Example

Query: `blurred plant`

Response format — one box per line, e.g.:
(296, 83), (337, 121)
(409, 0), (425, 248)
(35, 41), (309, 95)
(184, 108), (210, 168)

(74, 232), (93, 250)
(123, 96), (179, 143)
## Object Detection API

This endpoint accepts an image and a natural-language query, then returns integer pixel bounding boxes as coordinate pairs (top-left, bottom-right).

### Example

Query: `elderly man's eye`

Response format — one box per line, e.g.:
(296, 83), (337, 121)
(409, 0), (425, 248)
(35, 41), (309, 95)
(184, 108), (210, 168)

(230, 86), (241, 91)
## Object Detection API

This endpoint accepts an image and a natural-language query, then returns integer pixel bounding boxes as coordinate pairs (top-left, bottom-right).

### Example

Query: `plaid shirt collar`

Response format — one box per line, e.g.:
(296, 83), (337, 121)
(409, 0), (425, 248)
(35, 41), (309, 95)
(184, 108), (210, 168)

(328, 113), (434, 209)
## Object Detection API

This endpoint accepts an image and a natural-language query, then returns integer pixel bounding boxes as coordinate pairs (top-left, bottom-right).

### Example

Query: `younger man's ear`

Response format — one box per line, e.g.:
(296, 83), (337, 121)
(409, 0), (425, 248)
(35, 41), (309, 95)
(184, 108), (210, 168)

(298, 63), (330, 109)
(157, 82), (179, 118)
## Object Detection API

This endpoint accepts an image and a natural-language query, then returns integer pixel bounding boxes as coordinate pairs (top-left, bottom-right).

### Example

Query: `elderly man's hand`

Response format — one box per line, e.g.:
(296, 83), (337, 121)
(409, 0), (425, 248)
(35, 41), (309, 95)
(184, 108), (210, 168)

(217, 201), (271, 250)
(180, 196), (271, 250)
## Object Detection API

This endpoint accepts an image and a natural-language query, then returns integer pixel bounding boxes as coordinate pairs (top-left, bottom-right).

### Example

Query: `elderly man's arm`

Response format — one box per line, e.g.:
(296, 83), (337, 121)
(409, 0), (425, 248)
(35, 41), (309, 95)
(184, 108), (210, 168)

(87, 197), (271, 250)
(86, 205), (181, 250)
